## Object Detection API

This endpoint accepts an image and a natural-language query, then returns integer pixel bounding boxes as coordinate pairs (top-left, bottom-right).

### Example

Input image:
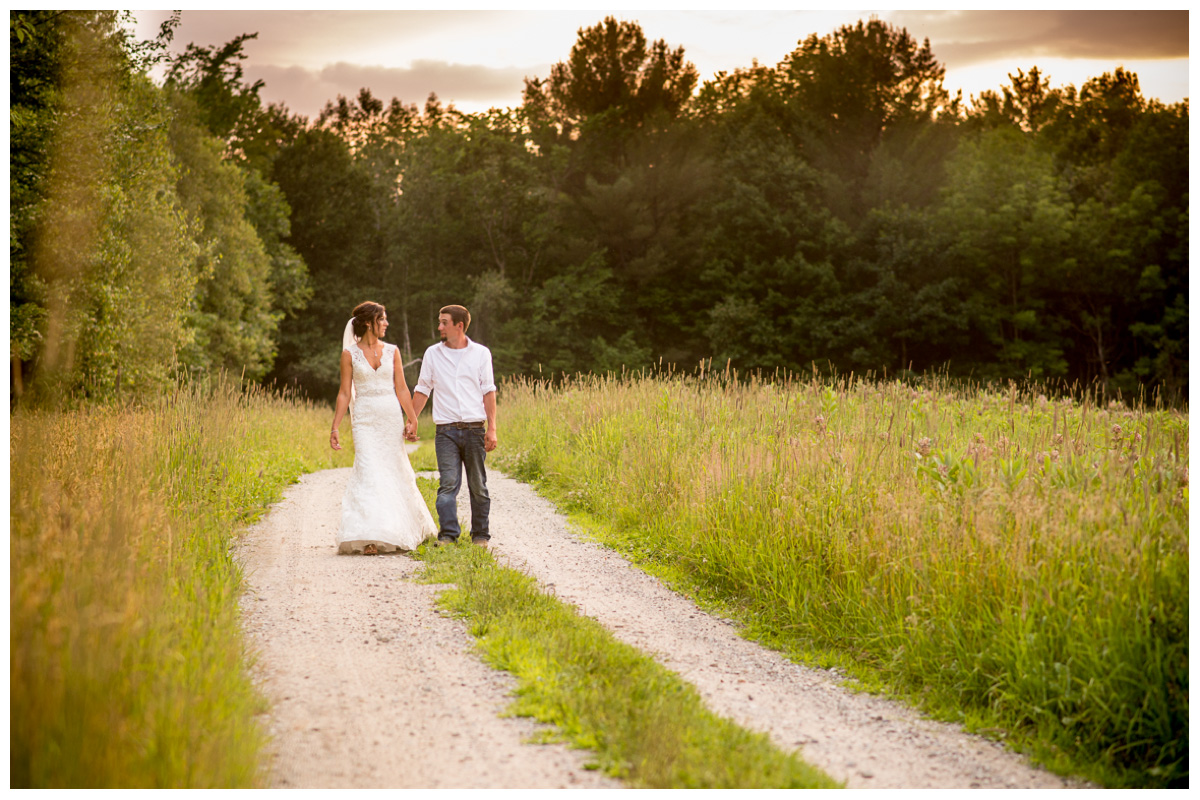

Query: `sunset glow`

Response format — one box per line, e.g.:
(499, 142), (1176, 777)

(132, 9), (1189, 119)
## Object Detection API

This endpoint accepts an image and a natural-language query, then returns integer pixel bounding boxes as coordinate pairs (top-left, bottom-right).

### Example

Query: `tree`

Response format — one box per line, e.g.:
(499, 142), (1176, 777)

(1041, 67), (1147, 202)
(522, 16), (698, 189)
(167, 92), (280, 381)
(936, 127), (1074, 379)
(164, 33), (267, 162)
(10, 11), (69, 397)
(11, 12), (200, 403)
(523, 16), (697, 136)
(1096, 99), (1188, 397)
(267, 127), (377, 398)
(165, 34), (312, 366)
(1004, 66), (1058, 134)
(779, 17), (950, 222)
(965, 67), (1060, 135)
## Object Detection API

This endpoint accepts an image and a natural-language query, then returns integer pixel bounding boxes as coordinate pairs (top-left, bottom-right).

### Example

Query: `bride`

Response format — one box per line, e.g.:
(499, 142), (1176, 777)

(329, 301), (437, 554)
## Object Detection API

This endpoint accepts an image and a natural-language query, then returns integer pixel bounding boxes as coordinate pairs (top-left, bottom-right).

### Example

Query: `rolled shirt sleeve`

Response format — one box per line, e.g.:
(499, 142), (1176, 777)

(414, 349), (434, 397)
(479, 350), (496, 395)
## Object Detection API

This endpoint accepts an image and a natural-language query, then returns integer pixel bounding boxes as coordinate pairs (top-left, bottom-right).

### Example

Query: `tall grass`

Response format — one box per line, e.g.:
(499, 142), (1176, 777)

(10, 376), (348, 787)
(493, 367), (1189, 788)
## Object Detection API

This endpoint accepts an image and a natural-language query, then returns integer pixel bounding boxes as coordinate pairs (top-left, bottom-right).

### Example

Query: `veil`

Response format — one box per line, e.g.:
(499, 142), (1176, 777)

(342, 318), (357, 419)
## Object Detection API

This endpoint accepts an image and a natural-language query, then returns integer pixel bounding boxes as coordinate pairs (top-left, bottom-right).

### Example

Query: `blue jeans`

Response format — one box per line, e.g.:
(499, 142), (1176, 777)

(434, 425), (490, 541)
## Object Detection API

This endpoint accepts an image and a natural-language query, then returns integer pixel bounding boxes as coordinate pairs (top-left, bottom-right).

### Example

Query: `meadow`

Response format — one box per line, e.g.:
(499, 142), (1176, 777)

(492, 366), (1189, 788)
(10, 377), (347, 787)
(10, 366), (1186, 788)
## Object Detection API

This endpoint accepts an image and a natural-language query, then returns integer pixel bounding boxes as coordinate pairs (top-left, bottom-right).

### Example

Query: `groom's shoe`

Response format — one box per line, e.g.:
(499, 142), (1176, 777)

(435, 536), (455, 547)
(471, 537), (489, 549)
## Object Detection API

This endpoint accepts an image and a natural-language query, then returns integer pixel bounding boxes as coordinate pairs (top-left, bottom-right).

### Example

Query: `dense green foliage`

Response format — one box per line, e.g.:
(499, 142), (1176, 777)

(10, 13), (1187, 405)
(415, 500), (840, 788)
(494, 370), (1189, 787)
(256, 16), (1187, 405)
(10, 12), (309, 404)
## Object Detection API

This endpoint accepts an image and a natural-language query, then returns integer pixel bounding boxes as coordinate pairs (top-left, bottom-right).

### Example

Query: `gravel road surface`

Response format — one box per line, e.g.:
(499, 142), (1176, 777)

(237, 465), (1089, 789)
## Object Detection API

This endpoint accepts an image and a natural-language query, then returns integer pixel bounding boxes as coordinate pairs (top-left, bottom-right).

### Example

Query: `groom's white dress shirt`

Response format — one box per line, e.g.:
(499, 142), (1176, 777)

(414, 338), (496, 425)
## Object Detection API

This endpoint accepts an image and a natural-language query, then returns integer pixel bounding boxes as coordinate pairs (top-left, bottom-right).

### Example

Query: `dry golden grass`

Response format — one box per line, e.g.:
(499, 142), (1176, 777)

(11, 377), (348, 787)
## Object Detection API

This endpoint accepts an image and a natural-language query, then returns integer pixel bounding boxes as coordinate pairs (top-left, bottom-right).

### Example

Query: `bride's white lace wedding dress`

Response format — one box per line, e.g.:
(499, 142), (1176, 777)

(338, 342), (437, 554)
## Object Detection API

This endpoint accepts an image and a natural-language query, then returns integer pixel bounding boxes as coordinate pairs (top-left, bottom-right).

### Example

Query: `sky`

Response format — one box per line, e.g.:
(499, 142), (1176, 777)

(131, 8), (1190, 120)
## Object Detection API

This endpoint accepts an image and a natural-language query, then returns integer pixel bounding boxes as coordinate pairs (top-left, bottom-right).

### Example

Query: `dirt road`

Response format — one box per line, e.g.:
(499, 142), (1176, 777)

(237, 466), (1088, 789)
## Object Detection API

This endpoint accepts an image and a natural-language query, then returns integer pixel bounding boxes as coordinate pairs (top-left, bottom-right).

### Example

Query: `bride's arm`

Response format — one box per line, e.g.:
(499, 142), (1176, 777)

(330, 350), (353, 450)
(392, 348), (420, 437)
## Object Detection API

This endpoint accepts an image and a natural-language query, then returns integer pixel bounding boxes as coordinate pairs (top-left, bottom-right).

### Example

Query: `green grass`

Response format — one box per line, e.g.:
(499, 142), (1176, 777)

(406, 411), (440, 472)
(490, 367), (1189, 789)
(10, 376), (349, 787)
(410, 477), (839, 789)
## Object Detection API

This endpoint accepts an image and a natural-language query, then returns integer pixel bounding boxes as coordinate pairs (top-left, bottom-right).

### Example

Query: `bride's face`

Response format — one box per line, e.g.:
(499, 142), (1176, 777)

(374, 313), (388, 339)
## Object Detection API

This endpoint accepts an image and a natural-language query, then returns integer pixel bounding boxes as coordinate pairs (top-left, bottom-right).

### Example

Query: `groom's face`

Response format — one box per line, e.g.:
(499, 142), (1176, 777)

(437, 314), (462, 343)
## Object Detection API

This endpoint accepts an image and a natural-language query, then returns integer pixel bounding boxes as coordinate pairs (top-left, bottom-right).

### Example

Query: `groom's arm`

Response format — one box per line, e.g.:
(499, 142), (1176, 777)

(411, 351), (433, 419)
(483, 391), (497, 451)
(411, 389), (428, 418)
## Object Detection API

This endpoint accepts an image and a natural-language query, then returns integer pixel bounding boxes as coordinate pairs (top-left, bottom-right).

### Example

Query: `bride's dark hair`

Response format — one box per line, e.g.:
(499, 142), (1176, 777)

(351, 301), (386, 339)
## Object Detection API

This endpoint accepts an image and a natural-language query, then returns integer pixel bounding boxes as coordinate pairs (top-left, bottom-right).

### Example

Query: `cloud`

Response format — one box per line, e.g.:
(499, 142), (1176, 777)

(248, 59), (549, 118)
(135, 9), (1188, 116)
(893, 10), (1189, 69)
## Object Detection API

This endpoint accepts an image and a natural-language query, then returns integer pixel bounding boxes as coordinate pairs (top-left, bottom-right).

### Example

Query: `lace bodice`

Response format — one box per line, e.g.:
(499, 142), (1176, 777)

(349, 342), (396, 399)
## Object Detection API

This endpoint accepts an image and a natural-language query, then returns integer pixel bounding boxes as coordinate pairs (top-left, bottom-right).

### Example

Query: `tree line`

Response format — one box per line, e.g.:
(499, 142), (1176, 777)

(11, 13), (1189, 406)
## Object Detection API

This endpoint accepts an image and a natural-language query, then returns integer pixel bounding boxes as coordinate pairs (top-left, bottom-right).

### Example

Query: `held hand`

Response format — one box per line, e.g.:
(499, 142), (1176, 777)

(484, 429), (498, 452)
(404, 420), (419, 441)
(330, 429), (342, 451)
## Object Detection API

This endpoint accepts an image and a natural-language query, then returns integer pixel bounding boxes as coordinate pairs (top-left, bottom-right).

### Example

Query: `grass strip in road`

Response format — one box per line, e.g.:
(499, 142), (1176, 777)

(412, 479), (838, 789)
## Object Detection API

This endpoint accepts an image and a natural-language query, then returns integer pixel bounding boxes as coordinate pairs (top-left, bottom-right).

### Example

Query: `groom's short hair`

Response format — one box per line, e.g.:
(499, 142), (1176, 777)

(440, 304), (471, 331)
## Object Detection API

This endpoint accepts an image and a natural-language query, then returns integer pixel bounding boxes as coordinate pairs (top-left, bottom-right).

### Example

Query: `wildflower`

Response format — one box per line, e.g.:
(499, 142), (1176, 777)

(936, 463), (949, 477)
(1052, 433), (1063, 446)
(1050, 449), (1060, 462)
(815, 415), (826, 433)
(966, 436), (992, 460)
(1134, 432), (1142, 443)
(1112, 424), (1122, 437)
(916, 437), (932, 457)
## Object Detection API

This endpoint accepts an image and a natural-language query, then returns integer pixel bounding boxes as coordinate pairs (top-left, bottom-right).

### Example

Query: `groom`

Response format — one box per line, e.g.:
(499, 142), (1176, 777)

(410, 305), (497, 548)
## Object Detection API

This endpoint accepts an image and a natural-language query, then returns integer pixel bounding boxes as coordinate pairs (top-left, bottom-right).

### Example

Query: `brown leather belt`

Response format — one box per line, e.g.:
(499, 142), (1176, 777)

(437, 421), (485, 429)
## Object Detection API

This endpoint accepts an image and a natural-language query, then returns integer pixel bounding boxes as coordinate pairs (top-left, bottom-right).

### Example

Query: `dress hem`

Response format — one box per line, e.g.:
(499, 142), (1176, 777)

(337, 537), (431, 555)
